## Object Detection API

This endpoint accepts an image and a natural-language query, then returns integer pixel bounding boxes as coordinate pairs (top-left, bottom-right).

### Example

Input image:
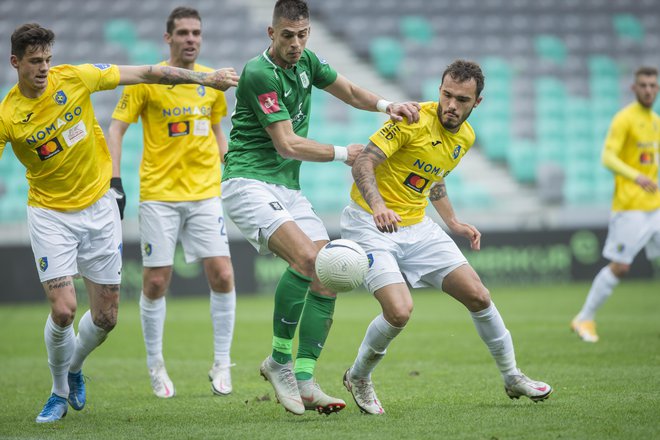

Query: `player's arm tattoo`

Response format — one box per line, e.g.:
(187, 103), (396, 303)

(352, 143), (388, 208)
(45, 276), (73, 292)
(154, 66), (208, 85)
(429, 182), (447, 201)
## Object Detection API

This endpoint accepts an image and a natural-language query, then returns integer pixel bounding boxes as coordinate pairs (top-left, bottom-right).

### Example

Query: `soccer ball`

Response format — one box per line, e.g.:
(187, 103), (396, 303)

(315, 239), (369, 292)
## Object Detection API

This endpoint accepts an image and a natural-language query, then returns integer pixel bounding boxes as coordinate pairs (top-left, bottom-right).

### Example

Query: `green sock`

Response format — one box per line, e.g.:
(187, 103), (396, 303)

(294, 289), (336, 379)
(271, 267), (311, 363)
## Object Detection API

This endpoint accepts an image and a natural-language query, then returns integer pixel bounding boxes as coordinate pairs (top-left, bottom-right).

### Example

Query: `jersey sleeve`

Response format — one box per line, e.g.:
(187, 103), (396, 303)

(241, 66), (291, 128)
(602, 111), (639, 180)
(368, 119), (414, 157)
(74, 64), (121, 93)
(308, 50), (338, 89)
(210, 90), (227, 125)
(111, 84), (146, 124)
(0, 118), (7, 159)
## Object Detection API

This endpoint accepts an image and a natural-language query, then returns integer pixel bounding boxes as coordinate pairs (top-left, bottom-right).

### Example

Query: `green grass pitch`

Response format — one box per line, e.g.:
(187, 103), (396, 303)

(0, 280), (659, 439)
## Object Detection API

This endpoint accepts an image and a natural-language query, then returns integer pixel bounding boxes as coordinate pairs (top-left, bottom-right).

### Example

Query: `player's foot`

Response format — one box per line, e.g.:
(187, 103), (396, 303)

(36, 393), (68, 423)
(297, 379), (346, 415)
(259, 356), (304, 415)
(209, 362), (234, 396)
(571, 317), (599, 342)
(504, 371), (552, 402)
(148, 363), (175, 398)
(67, 370), (86, 410)
(342, 368), (384, 415)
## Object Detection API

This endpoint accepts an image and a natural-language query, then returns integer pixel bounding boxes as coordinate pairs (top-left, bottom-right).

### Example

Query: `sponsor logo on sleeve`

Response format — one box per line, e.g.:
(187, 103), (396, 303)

(269, 201), (283, 211)
(452, 145), (462, 159)
(93, 63), (111, 70)
(378, 122), (401, 141)
(168, 121), (190, 137)
(197, 85), (206, 97)
(52, 90), (67, 105)
(403, 172), (430, 193)
(36, 138), (64, 161)
(258, 91), (280, 114)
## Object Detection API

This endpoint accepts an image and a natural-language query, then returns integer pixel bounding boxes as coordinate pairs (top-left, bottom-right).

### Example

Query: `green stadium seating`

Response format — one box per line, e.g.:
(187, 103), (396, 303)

(369, 37), (404, 79)
(534, 35), (567, 65)
(613, 14), (644, 42)
(400, 16), (433, 44)
(129, 41), (163, 65)
(104, 19), (137, 49)
(507, 139), (536, 183)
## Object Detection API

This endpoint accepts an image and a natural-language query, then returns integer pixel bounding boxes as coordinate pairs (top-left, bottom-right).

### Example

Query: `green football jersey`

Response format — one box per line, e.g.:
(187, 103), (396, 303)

(223, 48), (337, 189)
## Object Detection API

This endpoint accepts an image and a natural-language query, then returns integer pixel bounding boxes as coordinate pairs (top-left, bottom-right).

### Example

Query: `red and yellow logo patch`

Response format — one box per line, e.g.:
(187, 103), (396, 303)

(403, 172), (429, 193)
(36, 138), (63, 161)
(168, 121), (190, 137)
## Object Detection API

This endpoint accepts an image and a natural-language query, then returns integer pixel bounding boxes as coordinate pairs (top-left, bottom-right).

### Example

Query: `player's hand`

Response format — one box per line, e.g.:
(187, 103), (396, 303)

(372, 204), (402, 233)
(110, 177), (126, 220)
(344, 144), (364, 166)
(208, 67), (239, 91)
(635, 175), (658, 193)
(448, 221), (481, 250)
(387, 101), (421, 124)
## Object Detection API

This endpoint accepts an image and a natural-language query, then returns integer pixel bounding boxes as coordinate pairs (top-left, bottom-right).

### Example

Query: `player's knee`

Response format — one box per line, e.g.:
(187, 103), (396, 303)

(294, 250), (318, 278)
(609, 263), (630, 278)
(144, 273), (169, 296)
(464, 284), (491, 312)
(51, 304), (76, 327)
(386, 306), (412, 328)
(94, 312), (117, 332)
(209, 266), (234, 292)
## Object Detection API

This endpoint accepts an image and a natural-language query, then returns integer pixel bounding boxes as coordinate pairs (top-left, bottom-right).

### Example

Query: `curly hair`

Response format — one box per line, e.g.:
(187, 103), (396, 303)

(441, 60), (485, 97)
(11, 23), (54, 59)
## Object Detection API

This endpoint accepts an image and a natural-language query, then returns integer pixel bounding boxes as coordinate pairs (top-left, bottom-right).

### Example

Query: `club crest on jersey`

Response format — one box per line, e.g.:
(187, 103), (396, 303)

(197, 85), (206, 97)
(299, 71), (309, 88)
(144, 243), (153, 256)
(93, 63), (111, 70)
(168, 121), (190, 137)
(38, 257), (48, 272)
(452, 145), (462, 159)
(403, 172), (430, 193)
(52, 90), (67, 105)
(36, 137), (63, 161)
(258, 91), (280, 114)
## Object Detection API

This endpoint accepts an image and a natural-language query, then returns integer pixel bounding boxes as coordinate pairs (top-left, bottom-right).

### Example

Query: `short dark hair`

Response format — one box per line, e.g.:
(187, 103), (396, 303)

(11, 23), (54, 59)
(441, 60), (485, 98)
(635, 66), (658, 78)
(273, 0), (309, 24)
(166, 6), (201, 34)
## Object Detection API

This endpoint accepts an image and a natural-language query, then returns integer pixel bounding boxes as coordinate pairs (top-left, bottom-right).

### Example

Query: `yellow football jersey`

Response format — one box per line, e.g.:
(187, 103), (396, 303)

(0, 64), (119, 211)
(604, 101), (660, 211)
(112, 62), (227, 202)
(351, 101), (475, 226)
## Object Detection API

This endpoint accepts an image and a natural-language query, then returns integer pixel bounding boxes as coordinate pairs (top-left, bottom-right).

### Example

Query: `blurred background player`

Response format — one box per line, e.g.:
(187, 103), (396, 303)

(108, 7), (237, 397)
(0, 23), (238, 423)
(571, 67), (660, 343)
(221, 0), (419, 415)
(341, 60), (553, 415)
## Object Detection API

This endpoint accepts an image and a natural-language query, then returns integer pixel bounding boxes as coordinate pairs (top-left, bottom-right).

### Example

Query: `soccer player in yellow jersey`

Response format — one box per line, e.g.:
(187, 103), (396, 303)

(572, 67), (660, 343)
(340, 60), (552, 414)
(0, 23), (238, 423)
(107, 7), (237, 399)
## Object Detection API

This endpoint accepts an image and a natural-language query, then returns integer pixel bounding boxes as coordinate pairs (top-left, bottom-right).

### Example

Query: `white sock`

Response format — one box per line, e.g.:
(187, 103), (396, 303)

(140, 292), (166, 369)
(350, 314), (403, 379)
(44, 314), (75, 398)
(69, 310), (108, 373)
(470, 302), (518, 378)
(577, 266), (620, 321)
(210, 289), (236, 366)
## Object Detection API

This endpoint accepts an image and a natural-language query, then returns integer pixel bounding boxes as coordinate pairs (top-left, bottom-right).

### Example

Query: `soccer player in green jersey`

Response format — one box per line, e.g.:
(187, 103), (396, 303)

(221, 0), (419, 415)
(571, 67), (660, 342)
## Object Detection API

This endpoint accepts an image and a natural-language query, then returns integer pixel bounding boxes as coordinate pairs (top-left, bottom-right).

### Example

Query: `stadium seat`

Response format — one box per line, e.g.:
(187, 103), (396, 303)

(399, 16), (433, 44)
(369, 37), (404, 79)
(534, 35), (567, 65)
(507, 139), (536, 183)
(128, 41), (163, 65)
(613, 14), (644, 42)
(104, 19), (137, 49)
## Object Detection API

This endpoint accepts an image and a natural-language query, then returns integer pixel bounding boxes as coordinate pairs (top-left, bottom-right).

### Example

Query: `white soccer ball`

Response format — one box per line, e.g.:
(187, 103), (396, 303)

(315, 239), (369, 292)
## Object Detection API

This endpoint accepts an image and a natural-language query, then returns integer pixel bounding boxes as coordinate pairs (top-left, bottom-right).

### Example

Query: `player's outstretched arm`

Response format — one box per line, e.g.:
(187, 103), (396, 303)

(265, 119), (361, 163)
(323, 74), (420, 123)
(429, 180), (480, 250)
(352, 142), (402, 233)
(116, 65), (239, 91)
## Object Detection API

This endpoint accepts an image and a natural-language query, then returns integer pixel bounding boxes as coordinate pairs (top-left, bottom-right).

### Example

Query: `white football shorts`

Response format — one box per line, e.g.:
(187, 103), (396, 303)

(139, 197), (230, 267)
(603, 209), (660, 264)
(340, 203), (467, 293)
(27, 189), (123, 284)
(221, 178), (329, 255)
